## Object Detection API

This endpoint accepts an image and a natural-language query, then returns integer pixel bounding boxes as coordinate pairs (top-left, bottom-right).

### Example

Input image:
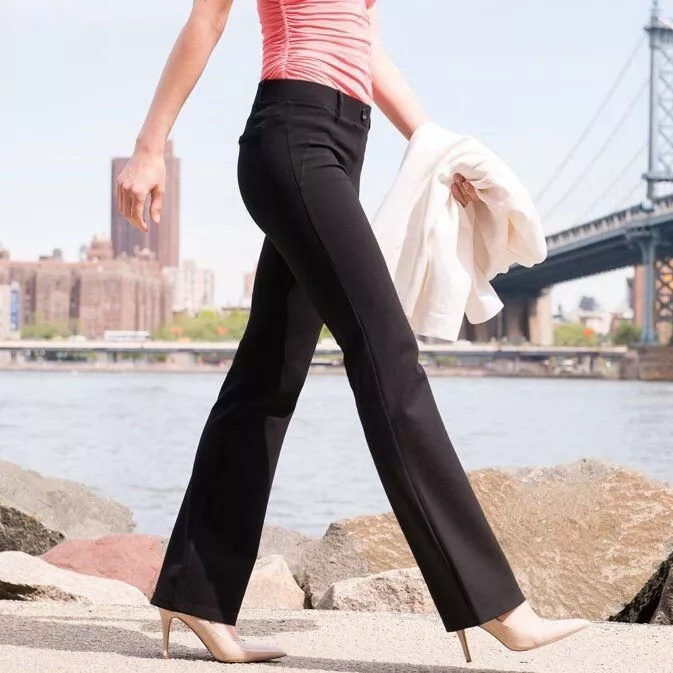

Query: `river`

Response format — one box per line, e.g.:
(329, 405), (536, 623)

(1, 371), (672, 538)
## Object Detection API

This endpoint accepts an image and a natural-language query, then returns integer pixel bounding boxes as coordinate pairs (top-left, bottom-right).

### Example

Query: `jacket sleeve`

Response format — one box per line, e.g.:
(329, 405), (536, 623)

(366, 0), (377, 8)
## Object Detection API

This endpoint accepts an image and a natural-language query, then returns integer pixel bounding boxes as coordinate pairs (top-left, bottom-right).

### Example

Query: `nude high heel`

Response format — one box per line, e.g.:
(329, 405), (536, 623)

(159, 608), (287, 663)
(456, 629), (472, 663)
(454, 601), (589, 663)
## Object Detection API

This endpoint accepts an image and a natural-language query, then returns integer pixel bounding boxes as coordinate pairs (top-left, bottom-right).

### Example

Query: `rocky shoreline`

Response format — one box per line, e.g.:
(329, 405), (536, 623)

(1, 457), (672, 625)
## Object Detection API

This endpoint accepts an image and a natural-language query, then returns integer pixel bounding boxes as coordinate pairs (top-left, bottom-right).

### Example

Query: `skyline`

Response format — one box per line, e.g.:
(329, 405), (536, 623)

(3, 0), (663, 313)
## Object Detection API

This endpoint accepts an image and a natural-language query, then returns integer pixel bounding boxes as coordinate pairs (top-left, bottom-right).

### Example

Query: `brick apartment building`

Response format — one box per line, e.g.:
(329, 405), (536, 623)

(0, 239), (172, 339)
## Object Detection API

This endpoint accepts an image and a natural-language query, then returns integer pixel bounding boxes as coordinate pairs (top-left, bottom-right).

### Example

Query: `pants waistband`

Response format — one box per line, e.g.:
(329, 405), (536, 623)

(255, 78), (372, 127)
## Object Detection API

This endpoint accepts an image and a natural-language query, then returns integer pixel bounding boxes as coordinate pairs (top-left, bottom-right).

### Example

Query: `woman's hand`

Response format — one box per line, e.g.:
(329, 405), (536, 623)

(451, 173), (480, 208)
(116, 148), (166, 233)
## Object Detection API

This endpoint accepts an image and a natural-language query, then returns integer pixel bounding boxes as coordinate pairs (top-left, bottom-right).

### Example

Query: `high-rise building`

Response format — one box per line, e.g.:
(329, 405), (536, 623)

(240, 268), (257, 308)
(164, 260), (215, 315)
(111, 140), (180, 268)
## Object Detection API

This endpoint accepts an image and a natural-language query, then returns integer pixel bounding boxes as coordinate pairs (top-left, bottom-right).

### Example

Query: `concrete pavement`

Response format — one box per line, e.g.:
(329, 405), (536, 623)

(0, 602), (670, 673)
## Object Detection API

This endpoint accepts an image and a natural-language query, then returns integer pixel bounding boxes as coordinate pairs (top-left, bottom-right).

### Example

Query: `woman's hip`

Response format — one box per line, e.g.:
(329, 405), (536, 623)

(237, 78), (371, 177)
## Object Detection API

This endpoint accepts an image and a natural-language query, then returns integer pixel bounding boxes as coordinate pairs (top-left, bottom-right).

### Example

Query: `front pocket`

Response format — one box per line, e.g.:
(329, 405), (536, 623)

(238, 125), (265, 144)
(238, 99), (293, 145)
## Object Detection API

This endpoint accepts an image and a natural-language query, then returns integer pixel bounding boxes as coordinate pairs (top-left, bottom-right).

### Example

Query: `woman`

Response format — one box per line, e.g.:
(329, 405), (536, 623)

(117, 0), (589, 664)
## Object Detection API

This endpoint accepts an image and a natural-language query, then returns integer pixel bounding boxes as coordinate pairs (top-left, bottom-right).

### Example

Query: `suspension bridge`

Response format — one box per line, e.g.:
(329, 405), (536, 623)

(479, 1), (673, 346)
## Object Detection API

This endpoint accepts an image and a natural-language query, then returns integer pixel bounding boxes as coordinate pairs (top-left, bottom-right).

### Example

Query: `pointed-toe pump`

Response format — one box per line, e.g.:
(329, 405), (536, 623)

(160, 608), (288, 663)
(454, 602), (589, 663)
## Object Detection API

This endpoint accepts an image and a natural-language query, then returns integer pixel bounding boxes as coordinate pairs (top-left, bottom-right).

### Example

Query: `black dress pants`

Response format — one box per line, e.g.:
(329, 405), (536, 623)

(151, 78), (525, 632)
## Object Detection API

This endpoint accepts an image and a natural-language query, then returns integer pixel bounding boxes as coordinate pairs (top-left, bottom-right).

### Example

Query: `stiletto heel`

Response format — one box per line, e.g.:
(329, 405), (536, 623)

(456, 629), (471, 663)
(160, 609), (173, 659)
(156, 608), (287, 663)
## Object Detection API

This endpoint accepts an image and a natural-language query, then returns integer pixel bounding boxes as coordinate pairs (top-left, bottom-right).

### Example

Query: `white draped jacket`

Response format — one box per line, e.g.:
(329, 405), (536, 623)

(370, 122), (548, 342)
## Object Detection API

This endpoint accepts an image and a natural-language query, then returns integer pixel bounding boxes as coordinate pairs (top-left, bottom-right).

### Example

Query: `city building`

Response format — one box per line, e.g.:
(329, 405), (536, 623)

(163, 260), (215, 315)
(240, 268), (256, 308)
(0, 281), (21, 340)
(110, 140), (180, 268)
(0, 239), (172, 339)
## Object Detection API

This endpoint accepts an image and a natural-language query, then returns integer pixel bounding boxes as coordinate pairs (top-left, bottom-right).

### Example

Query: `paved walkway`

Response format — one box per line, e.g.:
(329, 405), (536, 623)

(0, 602), (669, 673)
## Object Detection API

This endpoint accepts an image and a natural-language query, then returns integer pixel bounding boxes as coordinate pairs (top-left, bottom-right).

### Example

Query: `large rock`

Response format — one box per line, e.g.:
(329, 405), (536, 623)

(468, 459), (673, 620)
(299, 513), (415, 607)
(304, 459), (673, 620)
(0, 459), (135, 555)
(40, 534), (164, 598)
(610, 551), (673, 625)
(242, 555), (305, 610)
(317, 567), (436, 614)
(257, 524), (316, 580)
(0, 551), (148, 604)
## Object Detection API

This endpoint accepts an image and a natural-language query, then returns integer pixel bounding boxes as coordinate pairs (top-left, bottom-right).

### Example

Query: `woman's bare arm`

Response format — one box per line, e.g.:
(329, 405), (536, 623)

(368, 5), (477, 206)
(117, 0), (234, 232)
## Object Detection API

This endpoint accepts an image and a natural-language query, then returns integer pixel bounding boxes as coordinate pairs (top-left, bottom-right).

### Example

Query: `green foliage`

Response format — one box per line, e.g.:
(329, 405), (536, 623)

(553, 322), (598, 347)
(319, 324), (333, 341)
(612, 321), (642, 346)
(21, 322), (71, 340)
(154, 310), (250, 342)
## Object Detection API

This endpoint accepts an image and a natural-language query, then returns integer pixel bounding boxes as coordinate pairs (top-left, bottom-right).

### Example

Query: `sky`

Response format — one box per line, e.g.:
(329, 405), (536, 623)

(1, 0), (663, 312)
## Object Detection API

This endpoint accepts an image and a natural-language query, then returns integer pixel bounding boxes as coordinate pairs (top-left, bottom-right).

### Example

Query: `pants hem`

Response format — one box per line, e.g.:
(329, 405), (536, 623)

(150, 593), (239, 625)
(442, 587), (526, 632)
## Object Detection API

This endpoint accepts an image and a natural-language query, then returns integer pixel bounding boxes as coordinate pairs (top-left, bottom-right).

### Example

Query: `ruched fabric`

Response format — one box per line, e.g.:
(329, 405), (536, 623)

(258, 0), (377, 105)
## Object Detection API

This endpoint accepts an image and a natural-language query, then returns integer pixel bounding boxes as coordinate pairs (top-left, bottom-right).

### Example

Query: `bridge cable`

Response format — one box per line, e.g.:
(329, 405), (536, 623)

(616, 180), (646, 210)
(542, 79), (649, 221)
(576, 141), (648, 222)
(534, 35), (646, 204)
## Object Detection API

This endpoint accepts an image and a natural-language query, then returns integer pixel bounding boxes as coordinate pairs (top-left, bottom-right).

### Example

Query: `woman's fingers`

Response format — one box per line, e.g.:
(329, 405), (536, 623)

(117, 178), (148, 233)
(114, 152), (165, 232)
(149, 186), (164, 225)
(463, 180), (479, 203)
(451, 182), (468, 207)
(452, 173), (479, 206)
(130, 188), (148, 232)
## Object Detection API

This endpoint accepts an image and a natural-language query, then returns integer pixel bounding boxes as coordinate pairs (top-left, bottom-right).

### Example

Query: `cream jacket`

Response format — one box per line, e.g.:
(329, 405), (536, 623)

(370, 122), (547, 342)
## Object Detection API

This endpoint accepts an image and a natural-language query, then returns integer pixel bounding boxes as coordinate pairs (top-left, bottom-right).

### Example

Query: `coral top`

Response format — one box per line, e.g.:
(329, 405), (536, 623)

(258, 0), (378, 105)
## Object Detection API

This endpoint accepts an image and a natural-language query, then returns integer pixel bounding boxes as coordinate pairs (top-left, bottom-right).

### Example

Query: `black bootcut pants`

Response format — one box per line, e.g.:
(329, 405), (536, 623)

(151, 78), (525, 632)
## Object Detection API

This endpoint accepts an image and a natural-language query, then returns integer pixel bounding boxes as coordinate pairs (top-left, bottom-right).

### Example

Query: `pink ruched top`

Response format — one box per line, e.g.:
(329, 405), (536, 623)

(258, 0), (378, 105)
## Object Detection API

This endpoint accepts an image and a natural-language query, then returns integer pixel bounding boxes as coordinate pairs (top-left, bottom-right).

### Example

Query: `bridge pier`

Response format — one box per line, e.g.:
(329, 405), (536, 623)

(639, 233), (659, 345)
(527, 289), (554, 346)
(502, 298), (527, 342)
(631, 231), (663, 345)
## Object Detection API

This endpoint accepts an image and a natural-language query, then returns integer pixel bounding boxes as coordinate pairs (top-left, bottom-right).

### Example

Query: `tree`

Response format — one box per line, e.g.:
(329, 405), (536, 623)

(578, 296), (599, 312)
(21, 320), (71, 340)
(153, 310), (250, 342)
(612, 321), (642, 346)
(554, 323), (598, 347)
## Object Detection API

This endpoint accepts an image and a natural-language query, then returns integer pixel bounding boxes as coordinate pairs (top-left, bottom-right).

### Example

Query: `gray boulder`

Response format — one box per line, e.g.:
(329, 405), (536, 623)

(317, 567), (436, 614)
(298, 512), (415, 608)
(0, 551), (148, 604)
(0, 459), (135, 555)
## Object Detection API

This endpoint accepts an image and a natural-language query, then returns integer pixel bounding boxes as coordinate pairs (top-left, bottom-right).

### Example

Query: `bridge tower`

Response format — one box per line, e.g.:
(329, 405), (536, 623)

(640, 1), (673, 343)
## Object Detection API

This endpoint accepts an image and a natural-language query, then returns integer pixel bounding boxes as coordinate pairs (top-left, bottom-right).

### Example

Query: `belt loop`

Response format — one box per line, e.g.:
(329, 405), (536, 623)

(336, 90), (343, 121)
(254, 80), (265, 111)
